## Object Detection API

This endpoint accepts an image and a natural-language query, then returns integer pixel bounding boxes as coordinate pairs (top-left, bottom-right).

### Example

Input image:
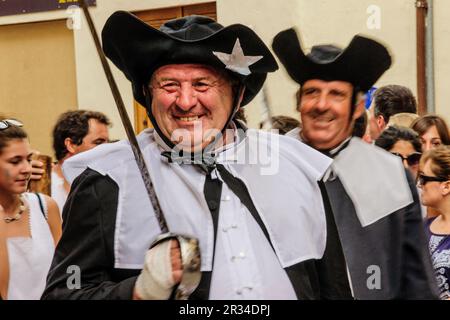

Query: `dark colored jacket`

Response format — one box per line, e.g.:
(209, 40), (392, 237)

(323, 169), (438, 299)
(42, 168), (352, 300)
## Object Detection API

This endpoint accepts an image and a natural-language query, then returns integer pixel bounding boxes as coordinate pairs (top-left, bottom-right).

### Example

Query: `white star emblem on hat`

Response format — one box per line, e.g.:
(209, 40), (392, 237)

(213, 38), (263, 76)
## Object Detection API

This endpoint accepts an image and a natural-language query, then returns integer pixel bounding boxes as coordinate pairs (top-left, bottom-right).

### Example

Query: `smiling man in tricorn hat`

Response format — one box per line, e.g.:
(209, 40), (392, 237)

(41, 12), (341, 300)
(273, 29), (438, 299)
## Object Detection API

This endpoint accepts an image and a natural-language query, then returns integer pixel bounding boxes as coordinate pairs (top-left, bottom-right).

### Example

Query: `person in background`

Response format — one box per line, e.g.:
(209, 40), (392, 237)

(411, 114), (450, 152)
(386, 112), (419, 129)
(0, 117), (61, 300)
(29, 153), (45, 182)
(375, 126), (422, 180)
(375, 126), (426, 218)
(233, 108), (248, 125)
(368, 84), (418, 141)
(270, 115), (301, 135)
(411, 115), (450, 218)
(51, 110), (110, 214)
(419, 146), (450, 299)
(273, 27), (438, 299)
(358, 87), (377, 144)
(352, 111), (368, 140)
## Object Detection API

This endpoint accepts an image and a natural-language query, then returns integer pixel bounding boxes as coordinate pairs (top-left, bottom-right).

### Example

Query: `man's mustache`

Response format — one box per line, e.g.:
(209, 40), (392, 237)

(303, 109), (333, 119)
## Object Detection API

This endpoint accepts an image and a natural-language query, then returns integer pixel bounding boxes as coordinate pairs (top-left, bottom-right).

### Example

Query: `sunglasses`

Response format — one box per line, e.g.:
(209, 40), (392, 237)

(390, 152), (422, 166)
(416, 174), (448, 187)
(0, 119), (23, 130)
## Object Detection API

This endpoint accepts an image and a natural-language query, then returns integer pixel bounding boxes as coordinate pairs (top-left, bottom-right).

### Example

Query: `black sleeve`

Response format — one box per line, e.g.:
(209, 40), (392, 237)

(41, 168), (139, 300)
(400, 169), (439, 299)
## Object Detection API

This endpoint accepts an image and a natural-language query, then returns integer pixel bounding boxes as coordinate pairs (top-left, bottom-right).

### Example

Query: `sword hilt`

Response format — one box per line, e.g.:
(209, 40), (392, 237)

(150, 233), (202, 300)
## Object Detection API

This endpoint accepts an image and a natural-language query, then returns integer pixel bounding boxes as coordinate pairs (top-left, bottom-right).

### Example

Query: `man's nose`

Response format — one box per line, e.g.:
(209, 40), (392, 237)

(176, 85), (197, 111)
(314, 93), (330, 112)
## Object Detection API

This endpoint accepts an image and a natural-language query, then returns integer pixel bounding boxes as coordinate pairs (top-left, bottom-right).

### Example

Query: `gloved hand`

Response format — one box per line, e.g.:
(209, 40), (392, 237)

(133, 239), (182, 300)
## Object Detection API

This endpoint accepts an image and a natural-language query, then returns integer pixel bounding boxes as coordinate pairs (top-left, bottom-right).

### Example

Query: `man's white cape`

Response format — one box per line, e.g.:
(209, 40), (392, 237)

(63, 129), (332, 271)
(287, 128), (413, 227)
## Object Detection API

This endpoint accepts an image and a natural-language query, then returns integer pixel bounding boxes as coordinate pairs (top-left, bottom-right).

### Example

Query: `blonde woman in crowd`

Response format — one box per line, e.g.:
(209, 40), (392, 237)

(0, 117), (61, 300)
(419, 146), (450, 299)
(387, 112), (419, 129)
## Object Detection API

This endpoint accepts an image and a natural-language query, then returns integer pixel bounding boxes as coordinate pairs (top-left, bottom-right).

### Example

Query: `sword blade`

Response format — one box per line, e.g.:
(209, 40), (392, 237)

(79, 0), (169, 233)
(260, 86), (273, 129)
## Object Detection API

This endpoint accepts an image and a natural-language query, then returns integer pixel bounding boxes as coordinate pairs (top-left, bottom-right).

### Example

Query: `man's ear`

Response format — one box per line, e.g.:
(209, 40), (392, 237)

(352, 97), (366, 121)
(64, 137), (76, 155)
(442, 181), (450, 196)
(377, 115), (386, 131)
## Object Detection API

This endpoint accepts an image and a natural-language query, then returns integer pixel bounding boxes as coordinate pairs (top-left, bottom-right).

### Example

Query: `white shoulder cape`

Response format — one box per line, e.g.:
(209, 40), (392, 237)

(63, 129), (332, 270)
(330, 138), (413, 227)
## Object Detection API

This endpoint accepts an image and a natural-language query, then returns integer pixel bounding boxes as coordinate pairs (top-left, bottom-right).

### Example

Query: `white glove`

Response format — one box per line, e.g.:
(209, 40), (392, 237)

(134, 239), (178, 300)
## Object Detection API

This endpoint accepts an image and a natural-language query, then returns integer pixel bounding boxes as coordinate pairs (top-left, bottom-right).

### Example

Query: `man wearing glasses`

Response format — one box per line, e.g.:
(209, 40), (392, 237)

(273, 29), (438, 299)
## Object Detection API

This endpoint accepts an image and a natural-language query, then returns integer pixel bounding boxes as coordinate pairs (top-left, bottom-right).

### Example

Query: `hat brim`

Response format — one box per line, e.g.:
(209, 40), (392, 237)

(102, 11), (278, 107)
(272, 28), (392, 92)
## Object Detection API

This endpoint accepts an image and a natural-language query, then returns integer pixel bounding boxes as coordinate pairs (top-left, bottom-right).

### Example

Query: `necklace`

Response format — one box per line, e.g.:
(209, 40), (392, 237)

(3, 195), (26, 223)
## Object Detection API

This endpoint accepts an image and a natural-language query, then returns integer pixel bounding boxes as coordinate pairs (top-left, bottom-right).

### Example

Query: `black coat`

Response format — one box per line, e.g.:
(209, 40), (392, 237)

(42, 168), (352, 300)
(322, 169), (439, 299)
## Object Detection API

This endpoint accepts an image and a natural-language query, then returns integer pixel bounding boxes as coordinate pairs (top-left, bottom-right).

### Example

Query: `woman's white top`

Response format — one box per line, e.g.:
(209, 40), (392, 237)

(6, 193), (55, 300)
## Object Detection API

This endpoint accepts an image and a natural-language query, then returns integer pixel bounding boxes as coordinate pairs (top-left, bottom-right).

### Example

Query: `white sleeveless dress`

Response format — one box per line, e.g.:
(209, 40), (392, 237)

(6, 193), (55, 300)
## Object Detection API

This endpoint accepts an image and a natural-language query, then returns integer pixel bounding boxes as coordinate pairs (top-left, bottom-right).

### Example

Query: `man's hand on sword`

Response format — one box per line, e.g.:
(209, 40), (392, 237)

(133, 239), (182, 300)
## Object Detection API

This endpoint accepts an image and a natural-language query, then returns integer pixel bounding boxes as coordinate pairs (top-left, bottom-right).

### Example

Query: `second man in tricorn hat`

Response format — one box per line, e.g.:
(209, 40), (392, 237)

(273, 28), (438, 299)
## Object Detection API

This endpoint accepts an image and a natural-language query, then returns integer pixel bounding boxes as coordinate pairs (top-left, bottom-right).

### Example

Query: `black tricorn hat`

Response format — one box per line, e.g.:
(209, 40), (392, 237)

(102, 11), (278, 108)
(272, 28), (392, 92)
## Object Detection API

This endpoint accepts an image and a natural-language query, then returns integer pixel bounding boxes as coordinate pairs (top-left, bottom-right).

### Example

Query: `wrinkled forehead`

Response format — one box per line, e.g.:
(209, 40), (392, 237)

(150, 63), (228, 83)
